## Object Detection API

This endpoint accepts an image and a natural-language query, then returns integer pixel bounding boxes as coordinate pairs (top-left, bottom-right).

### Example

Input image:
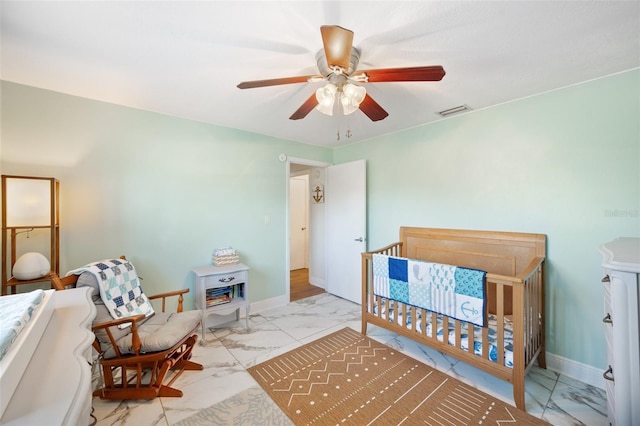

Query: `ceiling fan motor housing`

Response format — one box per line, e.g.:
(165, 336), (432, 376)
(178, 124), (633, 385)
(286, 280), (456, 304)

(315, 48), (360, 79)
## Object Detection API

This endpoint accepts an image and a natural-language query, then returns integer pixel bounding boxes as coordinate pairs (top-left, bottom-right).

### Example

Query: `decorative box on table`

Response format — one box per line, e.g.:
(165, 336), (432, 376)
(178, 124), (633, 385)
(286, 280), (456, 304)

(212, 247), (239, 266)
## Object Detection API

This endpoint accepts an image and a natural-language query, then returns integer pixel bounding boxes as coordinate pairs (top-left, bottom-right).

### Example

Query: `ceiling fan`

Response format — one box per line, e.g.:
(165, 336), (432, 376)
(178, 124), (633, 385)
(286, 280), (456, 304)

(237, 25), (446, 122)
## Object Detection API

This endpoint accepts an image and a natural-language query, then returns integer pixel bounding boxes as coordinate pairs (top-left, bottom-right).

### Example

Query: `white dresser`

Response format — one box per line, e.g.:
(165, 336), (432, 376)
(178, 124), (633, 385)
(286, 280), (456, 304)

(599, 237), (640, 426)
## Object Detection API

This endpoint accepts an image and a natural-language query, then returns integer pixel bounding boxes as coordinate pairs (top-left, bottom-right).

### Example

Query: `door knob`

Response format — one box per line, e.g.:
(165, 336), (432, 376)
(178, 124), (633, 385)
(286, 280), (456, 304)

(354, 237), (363, 242)
(301, 227), (307, 231)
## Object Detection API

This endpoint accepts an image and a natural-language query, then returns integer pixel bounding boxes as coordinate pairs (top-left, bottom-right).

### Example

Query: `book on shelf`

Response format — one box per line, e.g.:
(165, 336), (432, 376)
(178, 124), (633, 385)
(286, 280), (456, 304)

(206, 293), (231, 305)
(233, 285), (244, 298)
(204, 284), (244, 307)
(206, 297), (231, 307)
(206, 286), (232, 297)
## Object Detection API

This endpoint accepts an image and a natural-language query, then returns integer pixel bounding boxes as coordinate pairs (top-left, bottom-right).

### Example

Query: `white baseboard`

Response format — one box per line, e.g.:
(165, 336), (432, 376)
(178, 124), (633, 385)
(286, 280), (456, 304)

(249, 294), (289, 315)
(545, 352), (605, 390)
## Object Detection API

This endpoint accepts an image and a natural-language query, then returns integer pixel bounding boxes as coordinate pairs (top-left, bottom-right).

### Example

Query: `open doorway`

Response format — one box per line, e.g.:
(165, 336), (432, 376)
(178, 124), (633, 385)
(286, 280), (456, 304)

(289, 173), (308, 270)
(288, 160), (327, 302)
(285, 157), (367, 304)
(323, 160), (366, 303)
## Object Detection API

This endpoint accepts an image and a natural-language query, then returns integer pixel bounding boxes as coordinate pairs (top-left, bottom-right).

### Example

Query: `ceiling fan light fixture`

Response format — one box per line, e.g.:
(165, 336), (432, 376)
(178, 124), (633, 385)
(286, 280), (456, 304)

(341, 97), (358, 115)
(315, 83), (337, 116)
(340, 83), (366, 115)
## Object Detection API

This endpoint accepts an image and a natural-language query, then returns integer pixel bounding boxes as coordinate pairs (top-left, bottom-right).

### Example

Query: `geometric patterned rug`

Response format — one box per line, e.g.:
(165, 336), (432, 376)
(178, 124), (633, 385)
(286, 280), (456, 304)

(248, 327), (548, 425)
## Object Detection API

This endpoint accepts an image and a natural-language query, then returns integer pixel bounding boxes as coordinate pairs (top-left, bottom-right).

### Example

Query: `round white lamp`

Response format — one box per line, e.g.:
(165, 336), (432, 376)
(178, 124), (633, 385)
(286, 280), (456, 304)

(12, 252), (51, 280)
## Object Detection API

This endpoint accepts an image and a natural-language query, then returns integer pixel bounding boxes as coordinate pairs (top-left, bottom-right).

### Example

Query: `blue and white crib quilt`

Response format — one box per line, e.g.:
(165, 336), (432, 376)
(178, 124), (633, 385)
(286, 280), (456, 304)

(67, 259), (154, 328)
(372, 254), (487, 327)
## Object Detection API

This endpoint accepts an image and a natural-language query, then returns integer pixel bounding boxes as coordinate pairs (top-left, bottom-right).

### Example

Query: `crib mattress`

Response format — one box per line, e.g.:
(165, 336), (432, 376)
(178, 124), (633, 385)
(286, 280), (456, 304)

(373, 300), (514, 367)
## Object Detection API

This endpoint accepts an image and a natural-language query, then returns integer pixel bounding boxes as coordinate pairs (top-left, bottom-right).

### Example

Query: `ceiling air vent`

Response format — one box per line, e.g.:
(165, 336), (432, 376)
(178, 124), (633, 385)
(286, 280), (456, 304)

(437, 104), (471, 117)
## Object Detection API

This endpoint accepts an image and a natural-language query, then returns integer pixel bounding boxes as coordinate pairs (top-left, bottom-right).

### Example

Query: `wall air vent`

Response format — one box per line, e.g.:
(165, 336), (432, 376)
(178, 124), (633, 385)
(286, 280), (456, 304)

(437, 104), (472, 117)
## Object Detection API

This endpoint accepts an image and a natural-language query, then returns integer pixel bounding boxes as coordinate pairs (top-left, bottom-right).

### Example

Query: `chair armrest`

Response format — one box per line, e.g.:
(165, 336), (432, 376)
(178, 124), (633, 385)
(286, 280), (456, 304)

(92, 314), (146, 330)
(50, 272), (79, 291)
(92, 314), (146, 357)
(148, 288), (190, 313)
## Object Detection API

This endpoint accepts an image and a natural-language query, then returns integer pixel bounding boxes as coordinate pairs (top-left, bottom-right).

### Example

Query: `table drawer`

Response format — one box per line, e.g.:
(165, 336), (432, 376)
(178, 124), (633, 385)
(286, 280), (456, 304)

(204, 270), (247, 288)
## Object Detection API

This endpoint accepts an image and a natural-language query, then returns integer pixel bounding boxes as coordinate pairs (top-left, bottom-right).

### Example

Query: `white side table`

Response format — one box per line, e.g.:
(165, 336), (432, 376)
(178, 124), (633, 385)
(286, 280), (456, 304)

(193, 263), (250, 342)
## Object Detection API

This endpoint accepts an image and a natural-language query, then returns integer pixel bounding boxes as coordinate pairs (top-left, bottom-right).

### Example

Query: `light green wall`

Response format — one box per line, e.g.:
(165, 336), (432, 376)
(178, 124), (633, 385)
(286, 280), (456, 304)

(1, 69), (638, 369)
(0, 81), (332, 309)
(334, 69), (640, 367)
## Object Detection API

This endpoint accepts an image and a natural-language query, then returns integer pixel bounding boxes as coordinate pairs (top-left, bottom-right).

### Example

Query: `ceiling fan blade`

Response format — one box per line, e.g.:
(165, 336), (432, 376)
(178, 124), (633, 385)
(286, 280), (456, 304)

(353, 66), (445, 83)
(289, 93), (319, 120)
(320, 25), (354, 71)
(359, 94), (389, 122)
(237, 75), (321, 89)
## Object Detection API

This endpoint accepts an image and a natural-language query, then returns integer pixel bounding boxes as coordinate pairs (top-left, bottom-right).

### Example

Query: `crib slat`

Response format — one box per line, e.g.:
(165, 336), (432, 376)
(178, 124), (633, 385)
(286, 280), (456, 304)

(526, 274), (533, 362)
(482, 327), (489, 360)
(361, 255), (369, 334)
(497, 283), (505, 366)
(467, 323), (475, 355)
(537, 261), (546, 368)
(369, 260), (374, 313)
(414, 307), (419, 333)
(533, 272), (539, 352)
(442, 315), (449, 345)
(536, 268), (543, 355)
(401, 303), (407, 328)
(431, 312), (437, 339)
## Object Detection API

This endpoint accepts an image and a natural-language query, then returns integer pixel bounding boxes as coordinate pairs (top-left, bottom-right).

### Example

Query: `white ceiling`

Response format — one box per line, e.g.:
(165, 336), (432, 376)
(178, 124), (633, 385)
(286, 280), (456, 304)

(1, 1), (639, 148)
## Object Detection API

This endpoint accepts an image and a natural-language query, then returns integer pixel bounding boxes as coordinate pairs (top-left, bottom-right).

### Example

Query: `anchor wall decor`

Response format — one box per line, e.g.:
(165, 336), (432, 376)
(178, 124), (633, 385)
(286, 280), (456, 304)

(312, 184), (324, 203)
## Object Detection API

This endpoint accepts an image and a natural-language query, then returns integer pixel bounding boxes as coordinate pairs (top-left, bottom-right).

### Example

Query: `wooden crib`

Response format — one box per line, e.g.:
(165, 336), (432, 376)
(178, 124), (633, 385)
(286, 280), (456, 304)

(361, 227), (546, 411)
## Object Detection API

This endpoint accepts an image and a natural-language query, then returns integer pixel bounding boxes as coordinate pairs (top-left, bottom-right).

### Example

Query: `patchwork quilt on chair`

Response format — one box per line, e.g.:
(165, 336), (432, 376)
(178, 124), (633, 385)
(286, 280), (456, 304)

(67, 259), (154, 328)
(372, 254), (487, 327)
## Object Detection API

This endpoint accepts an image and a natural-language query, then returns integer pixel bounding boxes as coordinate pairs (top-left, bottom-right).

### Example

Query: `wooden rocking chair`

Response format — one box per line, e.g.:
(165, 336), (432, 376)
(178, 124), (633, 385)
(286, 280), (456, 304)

(52, 256), (203, 400)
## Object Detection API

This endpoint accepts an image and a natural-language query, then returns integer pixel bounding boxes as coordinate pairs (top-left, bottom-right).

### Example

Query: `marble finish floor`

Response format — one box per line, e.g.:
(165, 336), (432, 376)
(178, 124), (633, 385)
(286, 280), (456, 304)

(91, 293), (608, 425)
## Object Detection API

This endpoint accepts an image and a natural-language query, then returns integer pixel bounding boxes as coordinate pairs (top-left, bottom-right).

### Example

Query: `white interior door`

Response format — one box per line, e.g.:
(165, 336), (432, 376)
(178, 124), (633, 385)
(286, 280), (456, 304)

(289, 175), (308, 270)
(325, 159), (366, 304)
